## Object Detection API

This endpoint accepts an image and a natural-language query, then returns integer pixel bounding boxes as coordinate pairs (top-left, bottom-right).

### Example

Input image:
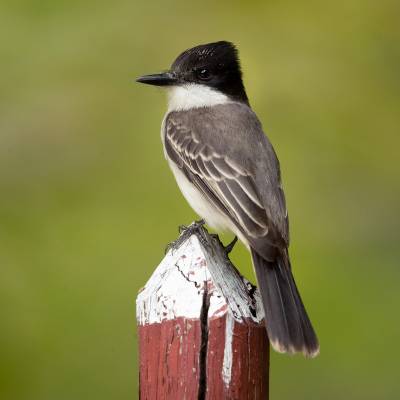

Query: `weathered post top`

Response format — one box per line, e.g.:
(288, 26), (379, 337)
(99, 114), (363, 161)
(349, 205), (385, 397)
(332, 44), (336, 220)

(136, 223), (269, 399)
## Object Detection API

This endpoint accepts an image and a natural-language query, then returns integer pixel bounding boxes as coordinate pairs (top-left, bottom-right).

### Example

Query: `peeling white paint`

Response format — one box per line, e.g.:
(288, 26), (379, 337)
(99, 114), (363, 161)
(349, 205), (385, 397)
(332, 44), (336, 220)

(136, 233), (264, 326)
(137, 235), (225, 325)
(222, 311), (234, 387)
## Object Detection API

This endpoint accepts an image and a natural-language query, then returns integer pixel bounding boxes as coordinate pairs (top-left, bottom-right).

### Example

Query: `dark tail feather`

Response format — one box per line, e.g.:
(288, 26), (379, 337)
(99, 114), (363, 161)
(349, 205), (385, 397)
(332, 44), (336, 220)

(251, 250), (319, 357)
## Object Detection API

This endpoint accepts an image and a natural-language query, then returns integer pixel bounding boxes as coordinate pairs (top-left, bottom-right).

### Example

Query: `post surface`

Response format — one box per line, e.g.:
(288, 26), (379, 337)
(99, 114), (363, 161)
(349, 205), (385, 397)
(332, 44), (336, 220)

(136, 225), (269, 399)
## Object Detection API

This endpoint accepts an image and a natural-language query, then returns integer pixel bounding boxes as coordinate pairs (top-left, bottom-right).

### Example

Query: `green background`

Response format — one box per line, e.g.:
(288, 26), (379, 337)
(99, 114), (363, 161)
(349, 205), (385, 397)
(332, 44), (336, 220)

(1, 0), (399, 399)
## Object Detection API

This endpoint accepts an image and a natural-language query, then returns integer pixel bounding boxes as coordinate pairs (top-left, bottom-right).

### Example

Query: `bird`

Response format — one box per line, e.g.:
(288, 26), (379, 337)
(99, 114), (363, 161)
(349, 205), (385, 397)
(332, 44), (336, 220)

(136, 41), (319, 357)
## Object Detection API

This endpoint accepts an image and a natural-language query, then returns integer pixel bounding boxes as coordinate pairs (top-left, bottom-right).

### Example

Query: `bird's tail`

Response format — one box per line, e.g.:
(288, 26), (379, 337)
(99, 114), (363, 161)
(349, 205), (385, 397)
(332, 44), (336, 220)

(251, 249), (319, 357)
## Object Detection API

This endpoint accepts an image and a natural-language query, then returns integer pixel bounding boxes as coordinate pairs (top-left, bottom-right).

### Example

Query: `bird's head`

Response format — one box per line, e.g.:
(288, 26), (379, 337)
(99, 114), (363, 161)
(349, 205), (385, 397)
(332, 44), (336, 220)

(137, 41), (248, 106)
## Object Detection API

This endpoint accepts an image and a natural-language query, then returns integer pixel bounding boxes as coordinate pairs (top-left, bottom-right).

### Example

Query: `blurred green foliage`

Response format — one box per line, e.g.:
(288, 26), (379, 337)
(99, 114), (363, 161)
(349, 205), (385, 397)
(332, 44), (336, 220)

(1, 0), (399, 399)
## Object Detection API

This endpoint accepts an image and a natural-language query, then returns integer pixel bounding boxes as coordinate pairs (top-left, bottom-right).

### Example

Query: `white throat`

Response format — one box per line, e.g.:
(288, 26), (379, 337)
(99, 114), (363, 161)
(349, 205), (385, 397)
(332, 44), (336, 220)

(167, 84), (230, 112)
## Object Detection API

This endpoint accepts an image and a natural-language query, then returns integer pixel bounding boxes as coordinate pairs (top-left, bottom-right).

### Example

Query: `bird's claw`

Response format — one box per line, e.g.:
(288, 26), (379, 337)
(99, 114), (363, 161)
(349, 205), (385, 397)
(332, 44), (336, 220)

(165, 220), (206, 254)
(165, 221), (237, 256)
(178, 219), (205, 234)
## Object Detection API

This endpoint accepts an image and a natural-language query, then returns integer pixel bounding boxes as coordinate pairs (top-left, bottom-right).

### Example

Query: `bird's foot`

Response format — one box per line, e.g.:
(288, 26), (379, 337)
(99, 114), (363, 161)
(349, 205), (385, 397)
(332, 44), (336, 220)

(224, 236), (238, 254)
(209, 234), (238, 256)
(165, 220), (205, 254)
(178, 219), (205, 234)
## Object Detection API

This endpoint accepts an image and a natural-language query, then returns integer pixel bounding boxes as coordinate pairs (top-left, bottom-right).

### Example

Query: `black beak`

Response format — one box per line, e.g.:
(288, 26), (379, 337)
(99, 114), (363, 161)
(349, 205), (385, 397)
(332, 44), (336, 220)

(136, 71), (177, 86)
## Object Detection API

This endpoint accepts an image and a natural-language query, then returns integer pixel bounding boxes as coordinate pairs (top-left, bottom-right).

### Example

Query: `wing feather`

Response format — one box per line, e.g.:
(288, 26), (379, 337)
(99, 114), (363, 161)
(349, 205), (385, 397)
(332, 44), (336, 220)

(165, 114), (277, 243)
(218, 179), (268, 231)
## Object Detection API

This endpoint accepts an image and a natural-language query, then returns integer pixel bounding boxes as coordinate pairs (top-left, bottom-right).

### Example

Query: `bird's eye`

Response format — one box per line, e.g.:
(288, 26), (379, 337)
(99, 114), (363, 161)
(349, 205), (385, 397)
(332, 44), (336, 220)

(196, 68), (211, 80)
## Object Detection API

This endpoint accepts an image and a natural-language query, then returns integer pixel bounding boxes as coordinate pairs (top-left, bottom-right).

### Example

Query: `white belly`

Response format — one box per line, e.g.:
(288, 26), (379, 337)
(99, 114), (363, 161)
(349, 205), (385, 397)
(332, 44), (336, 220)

(169, 162), (228, 229)
(168, 161), (248, 246)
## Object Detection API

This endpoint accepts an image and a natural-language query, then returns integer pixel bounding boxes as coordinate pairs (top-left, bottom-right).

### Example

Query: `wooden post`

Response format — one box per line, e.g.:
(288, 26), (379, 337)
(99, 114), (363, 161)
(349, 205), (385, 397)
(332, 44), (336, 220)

(136, 223), (269, 399)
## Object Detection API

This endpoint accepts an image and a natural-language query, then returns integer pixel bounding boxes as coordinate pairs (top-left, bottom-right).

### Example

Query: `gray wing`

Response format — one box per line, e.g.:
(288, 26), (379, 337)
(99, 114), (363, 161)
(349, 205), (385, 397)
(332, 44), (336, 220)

(164, 103), (289, 261)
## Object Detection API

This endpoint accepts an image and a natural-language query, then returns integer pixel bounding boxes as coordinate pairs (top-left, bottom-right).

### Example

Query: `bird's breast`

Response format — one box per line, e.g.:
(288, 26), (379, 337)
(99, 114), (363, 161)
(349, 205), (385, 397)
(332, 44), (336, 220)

(168, 161), (233, 232)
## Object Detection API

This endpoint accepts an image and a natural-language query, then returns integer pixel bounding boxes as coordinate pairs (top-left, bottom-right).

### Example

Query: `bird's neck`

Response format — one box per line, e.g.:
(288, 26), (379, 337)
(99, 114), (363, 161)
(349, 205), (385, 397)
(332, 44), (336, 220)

(167, 84), (231, 112)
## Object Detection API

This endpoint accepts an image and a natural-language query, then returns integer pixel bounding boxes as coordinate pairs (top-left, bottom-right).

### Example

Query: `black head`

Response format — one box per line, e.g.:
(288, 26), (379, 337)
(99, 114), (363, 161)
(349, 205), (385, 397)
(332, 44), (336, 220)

(137, 41), (248, 104)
